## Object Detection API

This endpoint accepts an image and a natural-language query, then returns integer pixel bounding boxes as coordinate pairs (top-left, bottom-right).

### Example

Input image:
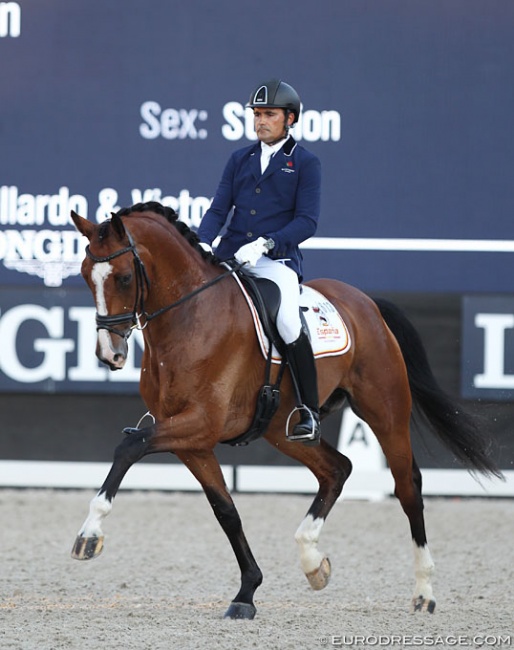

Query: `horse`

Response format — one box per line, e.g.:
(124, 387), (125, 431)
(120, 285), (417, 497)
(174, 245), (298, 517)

(69, 201), (501, 620)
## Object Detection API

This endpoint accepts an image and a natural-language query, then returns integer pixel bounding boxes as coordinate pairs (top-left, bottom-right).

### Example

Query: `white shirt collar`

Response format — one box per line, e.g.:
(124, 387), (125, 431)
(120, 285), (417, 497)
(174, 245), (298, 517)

(261, 135), (289, 157)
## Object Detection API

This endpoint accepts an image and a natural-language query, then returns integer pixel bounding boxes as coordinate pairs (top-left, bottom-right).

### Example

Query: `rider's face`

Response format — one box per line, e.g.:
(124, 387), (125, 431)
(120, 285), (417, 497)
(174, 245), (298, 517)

(253, 108), (294, 144)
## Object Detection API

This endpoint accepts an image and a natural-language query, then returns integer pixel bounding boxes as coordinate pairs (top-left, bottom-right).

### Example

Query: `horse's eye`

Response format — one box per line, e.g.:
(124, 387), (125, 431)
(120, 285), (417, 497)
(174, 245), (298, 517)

(117, 273), (132, 288)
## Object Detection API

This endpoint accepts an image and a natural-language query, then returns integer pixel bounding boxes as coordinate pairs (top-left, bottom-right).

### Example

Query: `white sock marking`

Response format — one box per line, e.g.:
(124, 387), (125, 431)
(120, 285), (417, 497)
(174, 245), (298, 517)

(78, 492), (112, 539)
(295, 515), (325, 574)
(412, 542), (435, 602)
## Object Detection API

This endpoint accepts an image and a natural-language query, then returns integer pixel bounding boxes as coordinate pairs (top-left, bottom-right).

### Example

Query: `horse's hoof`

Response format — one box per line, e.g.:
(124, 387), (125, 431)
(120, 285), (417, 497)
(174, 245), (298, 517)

(223, 601), (257, 620)
(412, 595), (436, 613)
(71, 535), (104, 561)
(306, 556), (331, 590)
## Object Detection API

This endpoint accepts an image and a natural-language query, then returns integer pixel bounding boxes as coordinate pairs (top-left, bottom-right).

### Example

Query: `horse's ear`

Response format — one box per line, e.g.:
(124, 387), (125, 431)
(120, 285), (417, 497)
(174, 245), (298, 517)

(111, 212), (126, 240)
(70, 210), (94, 241)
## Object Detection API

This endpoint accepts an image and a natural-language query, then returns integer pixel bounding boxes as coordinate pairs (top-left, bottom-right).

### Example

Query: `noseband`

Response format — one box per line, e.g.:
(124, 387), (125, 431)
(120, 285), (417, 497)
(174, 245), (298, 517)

(86, 224), (241, 340)
(86, 228), (150, 340)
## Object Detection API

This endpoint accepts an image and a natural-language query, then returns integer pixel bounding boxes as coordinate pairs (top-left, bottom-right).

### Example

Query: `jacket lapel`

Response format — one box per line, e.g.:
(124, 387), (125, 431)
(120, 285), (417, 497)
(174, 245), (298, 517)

(248, 143), (262, 181)
(249, 137), (297, 181)
(260, 137), (297, 180)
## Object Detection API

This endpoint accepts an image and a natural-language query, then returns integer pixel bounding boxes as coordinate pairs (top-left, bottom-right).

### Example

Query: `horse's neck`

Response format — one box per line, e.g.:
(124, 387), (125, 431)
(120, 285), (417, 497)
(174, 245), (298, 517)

(147, 247), (232, 325)
(157, 240), (212, 294)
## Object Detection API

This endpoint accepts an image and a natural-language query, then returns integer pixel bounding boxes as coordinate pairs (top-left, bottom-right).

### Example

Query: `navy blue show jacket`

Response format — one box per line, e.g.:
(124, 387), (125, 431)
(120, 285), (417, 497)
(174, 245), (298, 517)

(197, 137), (321, 279)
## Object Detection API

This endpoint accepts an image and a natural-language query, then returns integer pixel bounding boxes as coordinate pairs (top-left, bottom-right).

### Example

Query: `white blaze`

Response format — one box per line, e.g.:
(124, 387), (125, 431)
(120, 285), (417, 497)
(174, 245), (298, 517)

(91, 261), (116, 360)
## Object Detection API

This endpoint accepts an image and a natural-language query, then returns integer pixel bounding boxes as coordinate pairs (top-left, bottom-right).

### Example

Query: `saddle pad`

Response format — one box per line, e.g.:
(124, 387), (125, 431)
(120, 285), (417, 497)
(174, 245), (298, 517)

(233, 275), (352, 363)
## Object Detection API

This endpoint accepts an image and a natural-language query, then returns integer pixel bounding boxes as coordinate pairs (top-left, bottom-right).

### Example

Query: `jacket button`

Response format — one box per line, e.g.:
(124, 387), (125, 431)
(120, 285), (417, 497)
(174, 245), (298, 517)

(255, 188), (261, 193)
(247, 231), (253, 237)
(250, 209), (256, 215)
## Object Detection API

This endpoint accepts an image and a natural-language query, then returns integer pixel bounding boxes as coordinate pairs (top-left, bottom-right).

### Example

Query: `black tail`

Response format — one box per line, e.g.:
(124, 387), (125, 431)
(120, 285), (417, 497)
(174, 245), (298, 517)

(374, 297), (502, 479)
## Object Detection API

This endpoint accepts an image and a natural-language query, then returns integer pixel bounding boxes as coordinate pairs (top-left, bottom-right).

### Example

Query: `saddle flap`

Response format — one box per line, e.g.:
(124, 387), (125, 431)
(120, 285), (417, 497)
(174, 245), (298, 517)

(237, 271), (283, 352)
(231, 270), (352, 363)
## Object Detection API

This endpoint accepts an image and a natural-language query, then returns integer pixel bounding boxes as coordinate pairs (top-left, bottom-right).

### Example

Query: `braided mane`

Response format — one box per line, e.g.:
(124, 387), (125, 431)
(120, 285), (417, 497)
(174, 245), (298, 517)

(114, 201), (217, 263)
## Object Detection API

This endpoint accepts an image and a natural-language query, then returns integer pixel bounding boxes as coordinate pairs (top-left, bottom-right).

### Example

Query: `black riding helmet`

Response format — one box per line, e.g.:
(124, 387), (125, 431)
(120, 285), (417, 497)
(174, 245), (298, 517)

(247, 79), (301, 124)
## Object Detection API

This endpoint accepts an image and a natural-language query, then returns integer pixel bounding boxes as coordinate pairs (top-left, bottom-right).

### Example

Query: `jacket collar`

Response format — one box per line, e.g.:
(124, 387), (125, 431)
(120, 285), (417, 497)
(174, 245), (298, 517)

(249, 135), (297, 155)
(282, 136), (297, 156)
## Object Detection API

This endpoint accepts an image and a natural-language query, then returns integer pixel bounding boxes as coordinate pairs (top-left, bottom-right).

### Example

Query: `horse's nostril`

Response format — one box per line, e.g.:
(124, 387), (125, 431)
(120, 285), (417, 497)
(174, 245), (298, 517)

(113, 353), (122, 363)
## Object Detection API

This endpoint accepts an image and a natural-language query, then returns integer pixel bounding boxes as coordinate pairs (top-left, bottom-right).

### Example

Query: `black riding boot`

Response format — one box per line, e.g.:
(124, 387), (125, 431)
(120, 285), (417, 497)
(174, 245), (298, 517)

(285, 331), (321, 444)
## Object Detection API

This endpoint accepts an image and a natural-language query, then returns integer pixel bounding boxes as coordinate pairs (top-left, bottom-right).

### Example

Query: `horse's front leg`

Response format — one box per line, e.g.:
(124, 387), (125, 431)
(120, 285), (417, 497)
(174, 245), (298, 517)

(71, 419), (263, 619)
(71, 411), (201, 560)
(177, 451), (263, 620)
(71, 429), (151, 560)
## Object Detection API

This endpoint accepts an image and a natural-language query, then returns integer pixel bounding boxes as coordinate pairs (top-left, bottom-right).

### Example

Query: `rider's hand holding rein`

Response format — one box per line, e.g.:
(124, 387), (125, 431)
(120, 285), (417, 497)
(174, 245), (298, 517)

(198, 242), (213, 254)
(235, 237), (271, 267)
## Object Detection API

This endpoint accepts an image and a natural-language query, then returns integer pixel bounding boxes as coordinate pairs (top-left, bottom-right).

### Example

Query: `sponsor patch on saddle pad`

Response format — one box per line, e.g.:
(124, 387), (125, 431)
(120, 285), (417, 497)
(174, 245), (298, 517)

(236, 279), (352, 363)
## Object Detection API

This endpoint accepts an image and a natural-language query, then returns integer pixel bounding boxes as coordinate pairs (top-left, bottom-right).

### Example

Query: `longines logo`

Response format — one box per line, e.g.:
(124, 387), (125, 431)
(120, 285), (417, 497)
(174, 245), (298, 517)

(0, 293), (143, 390)
(0, 185), (212, 286)
(461, 296), (514, 401)
(0, 2), (20, 37)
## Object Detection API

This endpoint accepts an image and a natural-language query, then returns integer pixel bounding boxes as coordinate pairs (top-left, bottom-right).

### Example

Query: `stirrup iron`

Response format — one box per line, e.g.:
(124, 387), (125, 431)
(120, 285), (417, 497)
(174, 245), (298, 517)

(286, 405), (320, 442)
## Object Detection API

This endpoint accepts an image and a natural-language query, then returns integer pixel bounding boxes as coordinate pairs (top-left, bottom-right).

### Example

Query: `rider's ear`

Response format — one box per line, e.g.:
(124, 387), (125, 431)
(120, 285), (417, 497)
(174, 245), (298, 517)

(111, 213), (126, 240)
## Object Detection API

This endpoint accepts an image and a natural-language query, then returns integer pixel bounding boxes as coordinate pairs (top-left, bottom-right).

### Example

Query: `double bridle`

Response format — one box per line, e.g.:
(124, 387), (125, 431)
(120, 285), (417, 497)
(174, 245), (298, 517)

(85, 226), (239, 340)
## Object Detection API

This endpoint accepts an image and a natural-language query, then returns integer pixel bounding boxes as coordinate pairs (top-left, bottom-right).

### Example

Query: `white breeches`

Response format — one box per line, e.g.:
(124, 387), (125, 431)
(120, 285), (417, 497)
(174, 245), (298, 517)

(245, 256), (302, 344)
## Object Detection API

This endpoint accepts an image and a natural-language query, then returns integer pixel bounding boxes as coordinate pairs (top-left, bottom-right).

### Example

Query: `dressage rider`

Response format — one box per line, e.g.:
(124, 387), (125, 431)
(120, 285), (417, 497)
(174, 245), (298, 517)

(197, 78), (322, 444)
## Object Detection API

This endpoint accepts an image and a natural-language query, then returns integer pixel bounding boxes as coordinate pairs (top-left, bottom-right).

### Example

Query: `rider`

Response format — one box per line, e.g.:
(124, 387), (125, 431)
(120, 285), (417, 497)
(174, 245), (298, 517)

(198, 78), (321, 444)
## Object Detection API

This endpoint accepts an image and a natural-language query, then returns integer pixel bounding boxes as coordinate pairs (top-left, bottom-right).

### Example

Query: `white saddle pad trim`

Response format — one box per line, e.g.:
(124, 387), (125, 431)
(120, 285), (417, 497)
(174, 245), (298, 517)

(232, 273), (352, 364)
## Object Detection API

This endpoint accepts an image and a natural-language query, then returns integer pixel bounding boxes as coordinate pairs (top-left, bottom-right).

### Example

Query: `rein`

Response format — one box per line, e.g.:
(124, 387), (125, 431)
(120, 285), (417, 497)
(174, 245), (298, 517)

(86, 226), (241, 339)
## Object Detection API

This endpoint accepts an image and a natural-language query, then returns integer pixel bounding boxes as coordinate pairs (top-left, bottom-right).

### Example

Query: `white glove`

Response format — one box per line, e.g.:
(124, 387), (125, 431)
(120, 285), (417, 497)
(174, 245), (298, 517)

(198, 242), (213, 254)
(234, 237), (268, 267)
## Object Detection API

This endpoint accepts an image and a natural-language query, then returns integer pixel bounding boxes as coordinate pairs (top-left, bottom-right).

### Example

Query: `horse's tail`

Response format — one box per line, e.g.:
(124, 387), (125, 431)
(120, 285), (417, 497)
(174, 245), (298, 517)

(373, 297), (502, 479)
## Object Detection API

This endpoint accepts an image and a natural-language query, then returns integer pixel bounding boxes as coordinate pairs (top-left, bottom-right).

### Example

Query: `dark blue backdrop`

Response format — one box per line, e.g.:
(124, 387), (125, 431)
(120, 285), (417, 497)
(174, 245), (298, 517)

(1, 0), (513, 292)
(2, 2), (514, 473)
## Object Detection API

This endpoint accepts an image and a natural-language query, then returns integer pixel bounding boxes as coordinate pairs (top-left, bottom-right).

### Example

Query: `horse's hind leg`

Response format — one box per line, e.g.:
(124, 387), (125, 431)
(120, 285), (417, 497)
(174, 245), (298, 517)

(391, 454), (436, 613)
(266, 434), (352, 590)
(360, 397), (436, 612)
(345, 316), (436, 612)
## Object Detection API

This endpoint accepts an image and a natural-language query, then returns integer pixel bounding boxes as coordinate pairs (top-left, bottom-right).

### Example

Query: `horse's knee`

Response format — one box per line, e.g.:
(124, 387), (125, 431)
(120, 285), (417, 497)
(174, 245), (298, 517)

(113, 428), (151, 465)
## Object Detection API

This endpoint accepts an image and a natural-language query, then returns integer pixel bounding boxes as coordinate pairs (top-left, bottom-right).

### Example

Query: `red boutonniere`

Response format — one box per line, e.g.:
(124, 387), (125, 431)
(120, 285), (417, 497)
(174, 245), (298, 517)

(287, 161), (293, 167)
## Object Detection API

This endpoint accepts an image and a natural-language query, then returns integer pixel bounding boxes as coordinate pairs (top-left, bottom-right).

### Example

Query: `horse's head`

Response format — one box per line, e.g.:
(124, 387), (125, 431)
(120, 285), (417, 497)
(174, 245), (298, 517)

(71, 210), (147, 370)
(72, 202), (221, 370)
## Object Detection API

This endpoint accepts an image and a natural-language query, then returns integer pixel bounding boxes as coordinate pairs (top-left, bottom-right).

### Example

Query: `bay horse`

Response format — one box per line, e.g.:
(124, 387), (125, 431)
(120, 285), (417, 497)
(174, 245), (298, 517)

(70, 201), (500, 620)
